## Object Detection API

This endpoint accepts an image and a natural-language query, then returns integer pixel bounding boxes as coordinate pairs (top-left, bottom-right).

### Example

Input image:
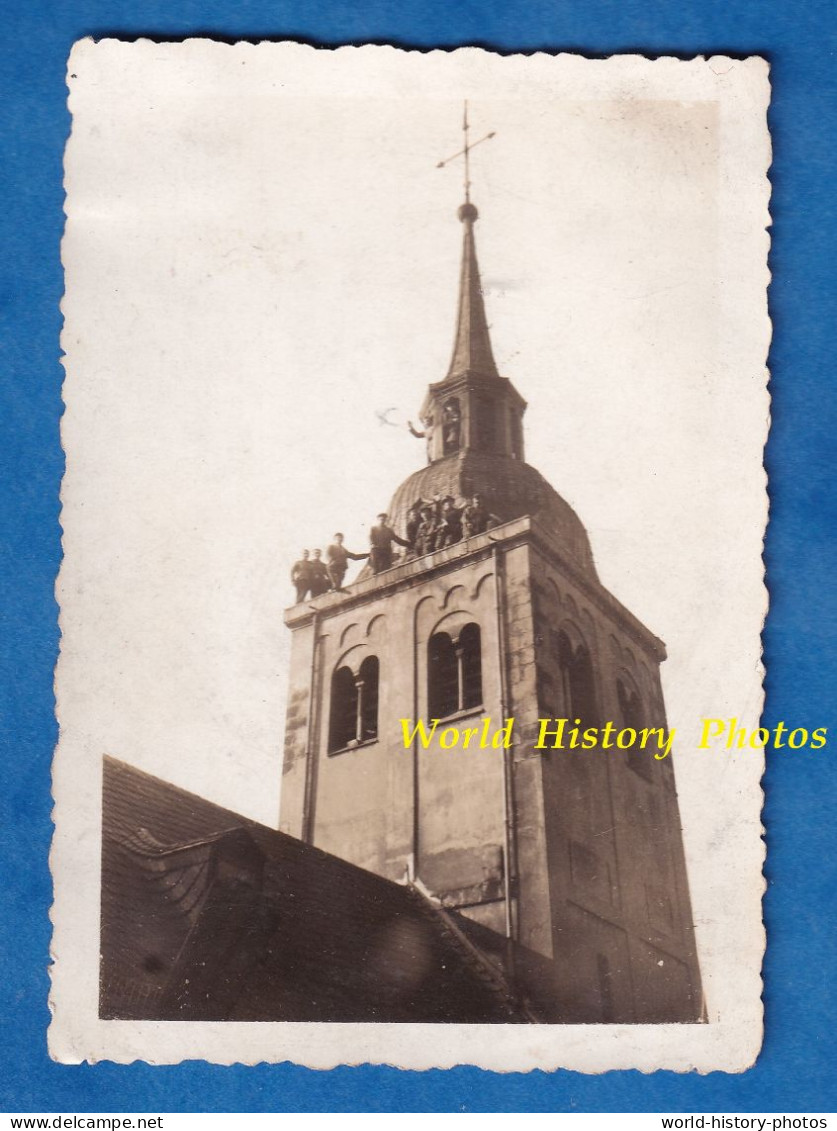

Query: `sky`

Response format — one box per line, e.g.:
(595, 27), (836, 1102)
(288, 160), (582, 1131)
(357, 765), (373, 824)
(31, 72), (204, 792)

(58, 45), (770, 1032)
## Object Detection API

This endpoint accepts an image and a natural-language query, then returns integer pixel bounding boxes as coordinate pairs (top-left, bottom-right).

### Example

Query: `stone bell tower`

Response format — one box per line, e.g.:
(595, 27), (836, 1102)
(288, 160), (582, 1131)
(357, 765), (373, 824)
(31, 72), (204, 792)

(279, 172), (703, 1023)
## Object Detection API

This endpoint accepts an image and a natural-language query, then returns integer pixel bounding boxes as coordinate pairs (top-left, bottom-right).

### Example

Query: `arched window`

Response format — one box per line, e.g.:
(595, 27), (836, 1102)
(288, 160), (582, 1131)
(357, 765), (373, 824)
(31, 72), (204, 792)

(428, 623), (483, 718)
(328, 657), (380, 753)
(460, 623), (482, 710)
(328, 666), (357, 753)
(556, 630), (598, 726)
(358, 656), (379, 741)
(428, 632), (458, 718)
(617, 678), (650, 779)
(509, 408), (523, 460)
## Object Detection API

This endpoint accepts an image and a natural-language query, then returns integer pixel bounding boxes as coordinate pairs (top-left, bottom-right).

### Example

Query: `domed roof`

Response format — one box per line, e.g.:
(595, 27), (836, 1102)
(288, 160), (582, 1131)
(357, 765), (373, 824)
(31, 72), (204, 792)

(386, 451), (597, 576)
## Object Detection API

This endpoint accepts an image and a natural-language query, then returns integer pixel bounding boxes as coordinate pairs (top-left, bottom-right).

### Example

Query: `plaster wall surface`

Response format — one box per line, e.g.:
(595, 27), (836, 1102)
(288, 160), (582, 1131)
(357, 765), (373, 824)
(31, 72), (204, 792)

(526, 543), (703, 1021)
(281, 529), (515, 903)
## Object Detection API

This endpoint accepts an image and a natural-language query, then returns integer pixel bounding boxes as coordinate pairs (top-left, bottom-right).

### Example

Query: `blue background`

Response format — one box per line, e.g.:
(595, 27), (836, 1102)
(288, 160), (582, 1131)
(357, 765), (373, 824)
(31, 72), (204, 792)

(2, 0), (835, 1114)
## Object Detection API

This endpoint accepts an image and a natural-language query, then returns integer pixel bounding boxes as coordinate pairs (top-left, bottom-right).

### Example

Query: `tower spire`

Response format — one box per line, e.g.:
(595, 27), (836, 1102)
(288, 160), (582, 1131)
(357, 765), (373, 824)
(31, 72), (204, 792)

(436, 102), (499, 382)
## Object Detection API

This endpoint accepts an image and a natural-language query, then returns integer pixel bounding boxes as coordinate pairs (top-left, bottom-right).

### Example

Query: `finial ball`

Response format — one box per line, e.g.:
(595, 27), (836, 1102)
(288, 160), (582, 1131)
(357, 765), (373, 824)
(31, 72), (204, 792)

(458, 202), (479, 223)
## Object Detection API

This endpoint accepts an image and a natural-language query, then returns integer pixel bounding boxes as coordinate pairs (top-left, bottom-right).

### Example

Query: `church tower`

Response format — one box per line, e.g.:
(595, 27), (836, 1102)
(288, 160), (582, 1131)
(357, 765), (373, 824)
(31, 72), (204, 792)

(280, 141), (703, 1024)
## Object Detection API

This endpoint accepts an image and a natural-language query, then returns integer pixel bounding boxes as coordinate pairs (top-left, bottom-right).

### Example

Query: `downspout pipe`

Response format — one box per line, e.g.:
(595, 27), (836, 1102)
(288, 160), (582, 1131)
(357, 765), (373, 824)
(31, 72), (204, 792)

(410, 598), (422, 882)
(491, 541), (518, 955)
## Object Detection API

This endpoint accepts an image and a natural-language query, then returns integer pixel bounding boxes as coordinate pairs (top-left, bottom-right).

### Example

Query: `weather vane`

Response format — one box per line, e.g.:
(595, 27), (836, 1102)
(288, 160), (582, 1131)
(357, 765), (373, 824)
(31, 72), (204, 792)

(436, 101), (496, 204)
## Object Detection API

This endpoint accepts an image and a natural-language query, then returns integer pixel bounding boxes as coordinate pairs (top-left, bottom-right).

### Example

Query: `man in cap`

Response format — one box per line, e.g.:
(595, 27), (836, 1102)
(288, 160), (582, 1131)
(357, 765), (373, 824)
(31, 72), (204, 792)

(326, 533), (368, 592)
(369, 513), (410, 574)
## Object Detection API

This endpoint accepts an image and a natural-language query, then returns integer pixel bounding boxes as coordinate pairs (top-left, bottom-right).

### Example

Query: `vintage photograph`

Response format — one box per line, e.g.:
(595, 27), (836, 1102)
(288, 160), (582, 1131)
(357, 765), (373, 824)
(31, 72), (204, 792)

(52, 43), (769, 1071)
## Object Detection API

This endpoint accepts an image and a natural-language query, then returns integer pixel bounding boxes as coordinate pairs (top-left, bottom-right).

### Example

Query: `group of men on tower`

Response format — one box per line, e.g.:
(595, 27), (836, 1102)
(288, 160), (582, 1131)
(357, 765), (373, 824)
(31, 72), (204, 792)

(290, 494), (500, 603)
(404, 492), (497, 558)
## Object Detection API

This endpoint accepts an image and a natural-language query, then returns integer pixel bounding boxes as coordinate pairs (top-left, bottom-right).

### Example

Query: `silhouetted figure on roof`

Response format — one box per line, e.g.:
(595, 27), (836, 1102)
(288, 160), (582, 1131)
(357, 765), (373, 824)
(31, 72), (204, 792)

(462, 494), (499, 538)
(405, 501), (424, 553)
(435, 496), (463, 549)
(326, 534), (367, 591)
(414, 504), (438, 557)
(408, 413), (435, 463)
(308, 549), (331, 597)
(291, 550), (312, 603)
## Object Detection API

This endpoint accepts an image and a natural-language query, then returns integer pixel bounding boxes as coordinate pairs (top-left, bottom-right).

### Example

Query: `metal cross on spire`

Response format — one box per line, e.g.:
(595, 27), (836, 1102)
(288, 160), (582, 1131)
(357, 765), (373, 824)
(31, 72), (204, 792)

(436, 101), (496, 204)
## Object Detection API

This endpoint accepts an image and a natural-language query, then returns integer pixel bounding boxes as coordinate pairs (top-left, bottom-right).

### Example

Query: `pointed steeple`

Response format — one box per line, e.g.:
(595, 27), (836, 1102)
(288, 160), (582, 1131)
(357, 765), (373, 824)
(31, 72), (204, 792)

(446, 202), (500, 382)
(415, 106), (526, 467)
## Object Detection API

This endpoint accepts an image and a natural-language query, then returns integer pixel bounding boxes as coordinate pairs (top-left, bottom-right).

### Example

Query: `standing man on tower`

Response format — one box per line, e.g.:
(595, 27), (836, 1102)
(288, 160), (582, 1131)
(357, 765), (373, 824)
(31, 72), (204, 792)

(413, 503), (437, 558)
(291, 549), (312, 603)
(326, 533), (368, 591)
(435, 496), (463, 549)
(307, 549), (332, 597)
(405, 501), (424, 554)
(369, 513), (410, 574)
(462, 493), (499, 538)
